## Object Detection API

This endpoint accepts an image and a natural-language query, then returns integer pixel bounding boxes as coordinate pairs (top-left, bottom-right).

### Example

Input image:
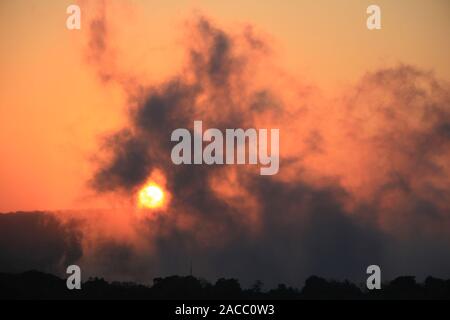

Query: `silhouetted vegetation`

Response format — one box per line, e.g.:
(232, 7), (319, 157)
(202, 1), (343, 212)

(0, 271), (449, 300)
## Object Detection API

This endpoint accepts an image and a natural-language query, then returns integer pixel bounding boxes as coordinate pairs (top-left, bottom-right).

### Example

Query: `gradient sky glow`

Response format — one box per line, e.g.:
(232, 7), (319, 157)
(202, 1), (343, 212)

(1, 0), (450, 287)
(0, 0), (449, 211)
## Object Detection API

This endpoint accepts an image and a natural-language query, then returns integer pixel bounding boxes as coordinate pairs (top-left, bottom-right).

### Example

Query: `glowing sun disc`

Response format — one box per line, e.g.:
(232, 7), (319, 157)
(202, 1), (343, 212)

(138, 184), (165, 209)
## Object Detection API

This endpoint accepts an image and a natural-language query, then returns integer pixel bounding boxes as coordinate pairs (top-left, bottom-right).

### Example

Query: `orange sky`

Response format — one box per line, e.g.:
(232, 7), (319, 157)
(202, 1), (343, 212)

(0, 0), (449, 212)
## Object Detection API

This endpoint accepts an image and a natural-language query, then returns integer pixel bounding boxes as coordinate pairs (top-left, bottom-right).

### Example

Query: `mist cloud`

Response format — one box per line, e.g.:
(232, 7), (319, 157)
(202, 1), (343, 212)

(0, 212), (82, 275)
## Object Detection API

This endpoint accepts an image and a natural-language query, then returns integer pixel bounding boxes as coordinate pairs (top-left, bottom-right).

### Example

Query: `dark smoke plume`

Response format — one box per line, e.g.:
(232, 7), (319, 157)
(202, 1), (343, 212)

(4, 7), (446, 287)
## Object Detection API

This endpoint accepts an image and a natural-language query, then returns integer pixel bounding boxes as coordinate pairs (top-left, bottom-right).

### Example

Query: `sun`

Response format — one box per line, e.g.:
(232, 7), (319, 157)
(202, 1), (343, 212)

(138, 183), (165, 209)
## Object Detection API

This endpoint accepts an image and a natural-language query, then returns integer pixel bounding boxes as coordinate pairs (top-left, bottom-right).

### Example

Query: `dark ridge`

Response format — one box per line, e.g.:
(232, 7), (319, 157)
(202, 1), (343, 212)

(0, 270), (449, 300)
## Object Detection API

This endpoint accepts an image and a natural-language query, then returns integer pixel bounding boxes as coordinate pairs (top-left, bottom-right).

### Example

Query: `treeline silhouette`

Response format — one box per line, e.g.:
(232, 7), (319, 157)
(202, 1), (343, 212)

(0, 271), (449, 300)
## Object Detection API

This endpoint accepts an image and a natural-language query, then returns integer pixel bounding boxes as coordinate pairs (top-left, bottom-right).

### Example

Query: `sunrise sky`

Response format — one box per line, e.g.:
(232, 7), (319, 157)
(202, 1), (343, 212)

(1, 0), (449, 212)
(1, 0), (450, 286)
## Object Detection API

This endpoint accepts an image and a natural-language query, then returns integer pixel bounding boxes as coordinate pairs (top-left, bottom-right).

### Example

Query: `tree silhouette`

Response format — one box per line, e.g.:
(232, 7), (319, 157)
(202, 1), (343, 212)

(1, 270), (449, 300)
